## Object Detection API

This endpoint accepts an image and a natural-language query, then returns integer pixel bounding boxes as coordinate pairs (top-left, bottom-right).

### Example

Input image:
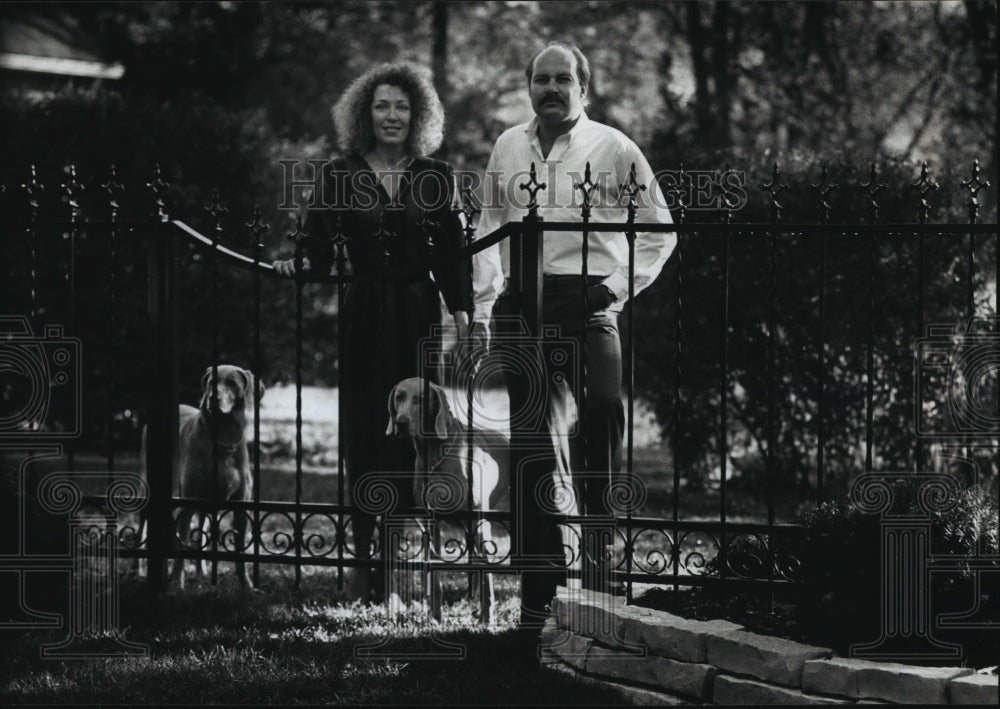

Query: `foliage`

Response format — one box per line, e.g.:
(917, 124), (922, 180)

(795, 478), (999, 665)
(675, 476), (998, 667)
(631, 153), (999, 497)
(1, 85), (338, 447)
(652, 0), (998, 179)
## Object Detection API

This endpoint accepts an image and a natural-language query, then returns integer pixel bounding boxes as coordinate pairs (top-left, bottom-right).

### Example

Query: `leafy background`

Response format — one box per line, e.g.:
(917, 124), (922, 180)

(1, 0), (998, 501)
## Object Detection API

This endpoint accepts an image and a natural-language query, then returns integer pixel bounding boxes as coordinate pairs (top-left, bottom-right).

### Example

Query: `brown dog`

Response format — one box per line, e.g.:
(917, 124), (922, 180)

(142, 364), (263, 589)
(386, 376), (509, 622)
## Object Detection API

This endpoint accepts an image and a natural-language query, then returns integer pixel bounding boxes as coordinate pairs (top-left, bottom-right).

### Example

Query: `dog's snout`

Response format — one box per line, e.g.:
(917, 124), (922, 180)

(213, 385), (235, 413)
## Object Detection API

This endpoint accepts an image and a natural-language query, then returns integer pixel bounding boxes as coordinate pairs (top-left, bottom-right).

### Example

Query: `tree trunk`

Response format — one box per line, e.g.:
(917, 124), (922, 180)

(432, 2), (448, 97)
(709, 1), (732, 147)
(686, 2), (715, 147)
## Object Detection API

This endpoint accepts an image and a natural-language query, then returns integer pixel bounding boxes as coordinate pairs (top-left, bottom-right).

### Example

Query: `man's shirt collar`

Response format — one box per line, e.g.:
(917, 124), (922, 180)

(524, 111), (591, 145)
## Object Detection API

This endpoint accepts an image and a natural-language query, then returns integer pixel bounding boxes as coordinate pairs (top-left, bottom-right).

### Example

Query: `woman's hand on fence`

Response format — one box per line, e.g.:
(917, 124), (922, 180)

(272, 257), (312, 277)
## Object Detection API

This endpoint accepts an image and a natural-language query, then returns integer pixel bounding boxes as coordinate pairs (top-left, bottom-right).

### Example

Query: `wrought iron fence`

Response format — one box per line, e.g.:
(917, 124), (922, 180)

(1, 158), (995, 620)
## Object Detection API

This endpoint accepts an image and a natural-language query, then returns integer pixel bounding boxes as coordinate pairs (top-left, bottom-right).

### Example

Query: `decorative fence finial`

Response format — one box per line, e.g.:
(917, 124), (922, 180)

(910, 162), (939, 225)
(101, 164), (125, 222)
(810, 163), (839, 224)
(286, 214), (308, 279)
(332, 214), (348, 275)
(246, 204), (270, 253)
(204, 188), (228, 242)
(21, 164), (45, 214)
(619, 162), (646, 230)
(417, 208), (441, 251)
(145, 163), (170, 222)
(518, 162), (547, 217)
(372, 216), (395, 268)
(60, 164), (84, 221)
(715, 164), (740, 224)
(665, 164), (692, 224)
(761, 162), (789, 224)
(575, 162), (599, 220)
(960, 159), (991, 224)
(859, 162), (887, 224)
(460, 186), (481, 244)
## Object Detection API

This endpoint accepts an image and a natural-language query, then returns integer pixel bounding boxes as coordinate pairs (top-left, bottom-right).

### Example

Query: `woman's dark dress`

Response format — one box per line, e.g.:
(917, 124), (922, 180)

(304, 154), (471, 512)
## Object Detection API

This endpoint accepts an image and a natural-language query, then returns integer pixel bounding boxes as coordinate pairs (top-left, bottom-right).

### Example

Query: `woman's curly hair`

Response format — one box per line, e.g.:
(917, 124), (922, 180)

(333, 62), (445, 157)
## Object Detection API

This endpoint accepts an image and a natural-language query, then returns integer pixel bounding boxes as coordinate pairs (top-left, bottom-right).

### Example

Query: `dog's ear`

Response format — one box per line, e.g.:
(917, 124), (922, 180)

(199, 367), (215, 410)
(431, 383), (453, 440)
(239, 368), (265, 407)
(385, 383), (399, 436)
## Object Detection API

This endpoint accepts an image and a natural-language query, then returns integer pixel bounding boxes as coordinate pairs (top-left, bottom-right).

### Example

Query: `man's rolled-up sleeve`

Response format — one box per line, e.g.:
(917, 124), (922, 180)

(471, 147), (507, 323)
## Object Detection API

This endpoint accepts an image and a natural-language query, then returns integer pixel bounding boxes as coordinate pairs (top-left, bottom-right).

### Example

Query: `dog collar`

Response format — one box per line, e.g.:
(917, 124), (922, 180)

(215, 436), (244, 458)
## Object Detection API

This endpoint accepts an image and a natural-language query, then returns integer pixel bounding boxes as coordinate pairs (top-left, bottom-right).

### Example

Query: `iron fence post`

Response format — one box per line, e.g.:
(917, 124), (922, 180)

(146, 220), (178, 594)
(515, 202), (549, 626)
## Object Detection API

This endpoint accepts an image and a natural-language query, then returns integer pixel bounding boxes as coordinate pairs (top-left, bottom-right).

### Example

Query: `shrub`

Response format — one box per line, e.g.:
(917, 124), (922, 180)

(796, 477), (999, 666)
(679, 476), (998, 666)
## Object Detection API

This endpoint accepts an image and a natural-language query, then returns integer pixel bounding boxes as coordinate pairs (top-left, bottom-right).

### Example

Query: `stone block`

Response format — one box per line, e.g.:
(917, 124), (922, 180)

(540, 617), (560, 643)
(608, 681), (691, 706)
(622, 607), (743, 662)
(555, 588), (633, 649)
(539, 645), (560, 666)
(803, 658), (864, 698)
(650, 654), (717, 700)
(854, 659), (972, 705)
(585, 645), (660, 685)
(803, 657), (971, 704)
(713, 675), (854, 705)
(948, 673), (999, 705)
(544, 661), (689, 705)
(539, 618), (561, 665)
(549, 628), (594, 671)
(707, 631), (833, 686)
(584, 645), (717, 700)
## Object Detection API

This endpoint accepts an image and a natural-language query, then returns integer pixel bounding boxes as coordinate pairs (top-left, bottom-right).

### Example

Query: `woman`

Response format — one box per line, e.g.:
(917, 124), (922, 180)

(273, 63), (471, 602)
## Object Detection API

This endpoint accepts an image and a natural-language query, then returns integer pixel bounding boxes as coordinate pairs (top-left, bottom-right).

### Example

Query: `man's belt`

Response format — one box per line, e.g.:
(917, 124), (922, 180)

(501, 274), (606, 293)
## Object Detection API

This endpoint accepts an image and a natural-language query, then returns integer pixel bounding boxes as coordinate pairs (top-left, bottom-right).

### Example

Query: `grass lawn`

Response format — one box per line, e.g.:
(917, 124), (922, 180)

(0, 385), (831, 704)
(0, 572), (637, 706)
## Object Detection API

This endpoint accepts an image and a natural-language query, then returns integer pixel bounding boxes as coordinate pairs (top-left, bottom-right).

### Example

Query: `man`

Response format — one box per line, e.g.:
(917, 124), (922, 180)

(470, 42), (675, 618)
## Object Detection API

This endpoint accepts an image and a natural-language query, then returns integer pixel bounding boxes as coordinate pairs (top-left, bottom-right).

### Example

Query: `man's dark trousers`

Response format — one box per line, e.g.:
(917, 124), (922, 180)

(495, 274), (625, 625)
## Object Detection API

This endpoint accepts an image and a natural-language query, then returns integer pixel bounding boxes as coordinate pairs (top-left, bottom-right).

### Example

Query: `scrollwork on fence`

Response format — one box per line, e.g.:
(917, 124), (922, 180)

(614, 524), (806, 584)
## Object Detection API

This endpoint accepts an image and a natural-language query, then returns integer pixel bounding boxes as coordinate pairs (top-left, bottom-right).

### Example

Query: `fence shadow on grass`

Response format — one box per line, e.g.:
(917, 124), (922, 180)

(1, 575), (633, 706)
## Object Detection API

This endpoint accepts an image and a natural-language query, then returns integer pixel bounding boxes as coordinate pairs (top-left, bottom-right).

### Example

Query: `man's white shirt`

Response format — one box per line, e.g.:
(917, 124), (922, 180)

(471, 112), (675, 322)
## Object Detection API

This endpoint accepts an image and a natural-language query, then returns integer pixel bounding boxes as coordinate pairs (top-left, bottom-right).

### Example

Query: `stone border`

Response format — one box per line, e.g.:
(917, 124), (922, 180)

(542, 587), (998, 705)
